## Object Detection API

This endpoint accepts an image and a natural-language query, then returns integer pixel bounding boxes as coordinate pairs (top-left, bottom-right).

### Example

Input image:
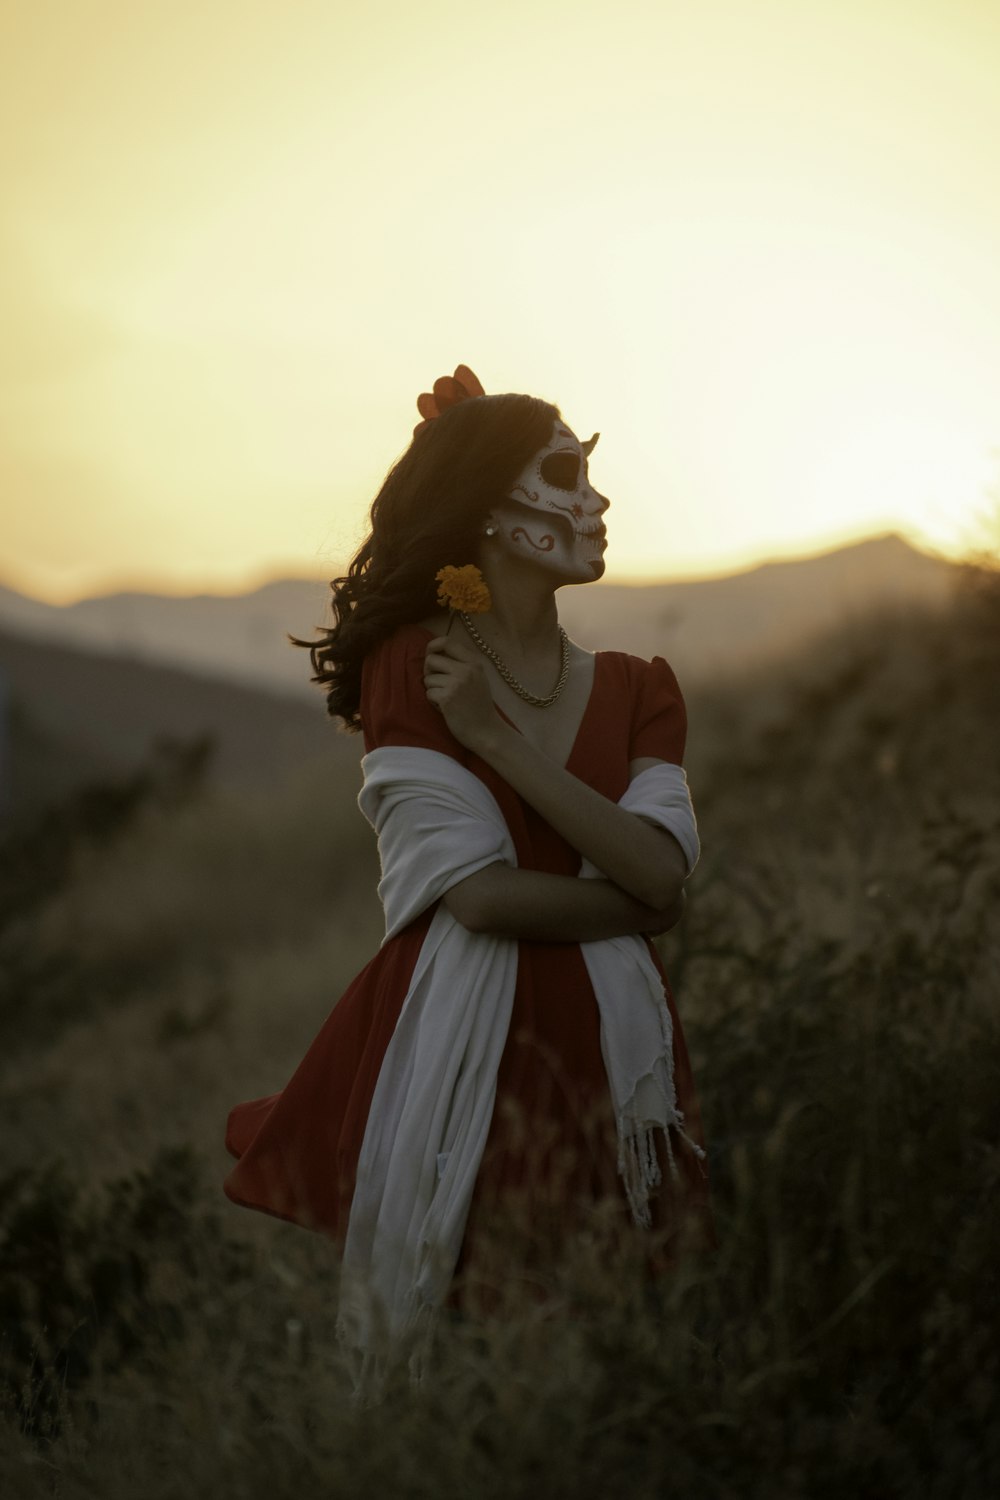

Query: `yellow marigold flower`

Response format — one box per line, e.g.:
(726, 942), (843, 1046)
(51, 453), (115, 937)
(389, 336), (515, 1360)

(435, 564), (493, 615)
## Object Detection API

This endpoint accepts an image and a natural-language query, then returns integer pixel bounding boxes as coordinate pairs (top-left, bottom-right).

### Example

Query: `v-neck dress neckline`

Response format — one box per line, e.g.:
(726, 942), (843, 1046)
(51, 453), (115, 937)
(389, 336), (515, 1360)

(412, 621), (602, 774)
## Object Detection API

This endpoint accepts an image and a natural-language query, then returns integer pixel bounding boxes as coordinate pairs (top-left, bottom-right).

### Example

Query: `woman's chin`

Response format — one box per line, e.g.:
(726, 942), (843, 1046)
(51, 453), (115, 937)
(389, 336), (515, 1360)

(555, 557), (606, 588)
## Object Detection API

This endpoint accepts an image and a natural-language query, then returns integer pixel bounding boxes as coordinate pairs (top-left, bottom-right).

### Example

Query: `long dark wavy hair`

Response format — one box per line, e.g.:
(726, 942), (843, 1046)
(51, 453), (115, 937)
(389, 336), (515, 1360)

(290, 392), (560, 730)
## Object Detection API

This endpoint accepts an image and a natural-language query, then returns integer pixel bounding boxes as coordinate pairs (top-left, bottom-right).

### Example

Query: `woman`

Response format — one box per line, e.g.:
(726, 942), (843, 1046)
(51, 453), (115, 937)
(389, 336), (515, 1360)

(224, 366), (713, 1352)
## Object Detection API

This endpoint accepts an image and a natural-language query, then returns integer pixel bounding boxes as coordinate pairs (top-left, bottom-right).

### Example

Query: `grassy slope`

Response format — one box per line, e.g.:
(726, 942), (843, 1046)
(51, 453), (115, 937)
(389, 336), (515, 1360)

(1, 572), (998, 1497)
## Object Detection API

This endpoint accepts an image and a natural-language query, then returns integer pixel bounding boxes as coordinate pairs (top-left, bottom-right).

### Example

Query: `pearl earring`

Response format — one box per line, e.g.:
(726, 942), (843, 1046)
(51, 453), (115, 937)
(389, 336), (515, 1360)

(485, 523), (497, 536)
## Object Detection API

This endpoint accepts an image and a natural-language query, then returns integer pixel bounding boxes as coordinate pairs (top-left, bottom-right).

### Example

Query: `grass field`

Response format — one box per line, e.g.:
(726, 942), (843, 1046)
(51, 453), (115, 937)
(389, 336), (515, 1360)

(2, 570), (998, 1498)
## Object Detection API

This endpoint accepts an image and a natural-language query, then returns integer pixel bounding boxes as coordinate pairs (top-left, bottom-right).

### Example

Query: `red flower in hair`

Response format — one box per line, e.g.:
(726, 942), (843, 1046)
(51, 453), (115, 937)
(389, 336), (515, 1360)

(413, 364), (486, 436)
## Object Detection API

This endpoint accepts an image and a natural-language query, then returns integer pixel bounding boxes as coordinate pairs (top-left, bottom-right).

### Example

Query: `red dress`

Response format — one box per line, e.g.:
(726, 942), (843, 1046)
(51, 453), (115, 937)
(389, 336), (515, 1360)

(224, 623), (714, 1275)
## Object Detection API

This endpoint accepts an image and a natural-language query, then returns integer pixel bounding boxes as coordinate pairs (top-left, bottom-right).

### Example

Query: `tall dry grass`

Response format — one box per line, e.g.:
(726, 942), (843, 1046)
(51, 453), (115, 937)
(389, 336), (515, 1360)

(1, 570), (998, 1497)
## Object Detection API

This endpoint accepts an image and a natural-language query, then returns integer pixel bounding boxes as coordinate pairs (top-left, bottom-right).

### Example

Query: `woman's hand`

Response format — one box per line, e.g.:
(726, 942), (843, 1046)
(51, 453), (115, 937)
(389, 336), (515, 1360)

(423, 634), (499, 754)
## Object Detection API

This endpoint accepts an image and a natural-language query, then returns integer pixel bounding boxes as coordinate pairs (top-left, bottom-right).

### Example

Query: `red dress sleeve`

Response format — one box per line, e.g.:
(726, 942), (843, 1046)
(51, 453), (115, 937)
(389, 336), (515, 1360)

(360, 623), (463, 757)
(628, 655), (687, 765)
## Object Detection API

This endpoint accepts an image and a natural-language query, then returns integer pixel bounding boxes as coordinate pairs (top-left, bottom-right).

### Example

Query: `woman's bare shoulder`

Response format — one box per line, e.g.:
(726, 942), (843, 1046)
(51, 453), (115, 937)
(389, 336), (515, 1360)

(565, 635), (596, 662)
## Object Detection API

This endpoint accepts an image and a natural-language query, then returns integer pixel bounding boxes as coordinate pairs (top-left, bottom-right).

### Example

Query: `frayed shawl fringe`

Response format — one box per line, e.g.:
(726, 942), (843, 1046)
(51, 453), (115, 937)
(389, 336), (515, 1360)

(618, 1110), (706, 1229)
(336, 1280), (438, 1405)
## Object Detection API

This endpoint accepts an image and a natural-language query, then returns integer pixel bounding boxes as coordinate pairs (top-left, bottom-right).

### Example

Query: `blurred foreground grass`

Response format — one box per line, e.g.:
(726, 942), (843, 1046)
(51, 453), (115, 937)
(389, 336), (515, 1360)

(1, 570), (999, 1497)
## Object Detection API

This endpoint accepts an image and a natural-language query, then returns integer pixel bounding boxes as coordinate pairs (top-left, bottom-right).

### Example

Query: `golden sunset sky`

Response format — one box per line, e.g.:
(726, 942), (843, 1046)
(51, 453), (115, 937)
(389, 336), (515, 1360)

(2, 0), (999, 603)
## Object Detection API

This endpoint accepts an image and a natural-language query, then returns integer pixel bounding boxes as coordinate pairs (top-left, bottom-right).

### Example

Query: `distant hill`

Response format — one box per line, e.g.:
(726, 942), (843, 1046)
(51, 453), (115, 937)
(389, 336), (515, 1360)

(0, 534), (957, 699)
(0, 626), (358, 826)
(0, 576), (334, 702)
(556, 533), (957, 675)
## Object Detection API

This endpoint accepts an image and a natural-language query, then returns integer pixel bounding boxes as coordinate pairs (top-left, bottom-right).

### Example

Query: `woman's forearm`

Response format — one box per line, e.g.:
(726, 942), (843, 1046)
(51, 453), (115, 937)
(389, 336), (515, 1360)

(442, 862), (682, 942)
(469, 724), (687, 909)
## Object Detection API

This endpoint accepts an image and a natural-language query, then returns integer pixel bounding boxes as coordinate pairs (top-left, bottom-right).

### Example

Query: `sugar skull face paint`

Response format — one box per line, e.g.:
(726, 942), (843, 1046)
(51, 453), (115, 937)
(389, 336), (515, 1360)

(490, 422), (609, 582)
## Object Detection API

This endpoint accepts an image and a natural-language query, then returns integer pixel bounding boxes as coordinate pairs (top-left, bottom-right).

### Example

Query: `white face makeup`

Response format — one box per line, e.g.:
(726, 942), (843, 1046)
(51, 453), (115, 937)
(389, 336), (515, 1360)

(489, 422), (609, 582)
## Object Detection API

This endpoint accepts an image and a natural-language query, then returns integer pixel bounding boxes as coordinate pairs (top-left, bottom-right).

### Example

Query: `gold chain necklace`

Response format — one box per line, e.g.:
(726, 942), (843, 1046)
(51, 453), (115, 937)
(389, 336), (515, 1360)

(459, 612), (570, 708)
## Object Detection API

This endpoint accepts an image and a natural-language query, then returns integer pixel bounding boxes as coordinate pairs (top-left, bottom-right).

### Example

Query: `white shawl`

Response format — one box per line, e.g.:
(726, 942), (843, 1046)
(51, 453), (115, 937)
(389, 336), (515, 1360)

(338, 747), (701, 1365)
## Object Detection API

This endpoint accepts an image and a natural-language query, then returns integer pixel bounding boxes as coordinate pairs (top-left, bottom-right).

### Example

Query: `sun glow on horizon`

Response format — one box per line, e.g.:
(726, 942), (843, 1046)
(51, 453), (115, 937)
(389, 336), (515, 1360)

(0, 520), (978, 611)
(3, 0), (1000, 608)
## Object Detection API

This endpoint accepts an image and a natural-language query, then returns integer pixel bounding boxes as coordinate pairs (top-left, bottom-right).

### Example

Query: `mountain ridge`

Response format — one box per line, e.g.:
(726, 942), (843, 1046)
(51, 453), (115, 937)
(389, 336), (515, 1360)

(0, 533), (959, 697)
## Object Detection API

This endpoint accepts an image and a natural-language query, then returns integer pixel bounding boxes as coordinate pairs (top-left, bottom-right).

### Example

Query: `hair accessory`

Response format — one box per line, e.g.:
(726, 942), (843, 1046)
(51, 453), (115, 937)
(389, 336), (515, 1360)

(414, 364), (486, 436)
(459, 612), (570, 709)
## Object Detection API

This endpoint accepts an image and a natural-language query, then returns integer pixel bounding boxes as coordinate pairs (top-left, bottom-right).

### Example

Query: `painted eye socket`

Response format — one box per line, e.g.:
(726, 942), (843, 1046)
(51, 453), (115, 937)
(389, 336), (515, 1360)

(539, 452), (581, 491)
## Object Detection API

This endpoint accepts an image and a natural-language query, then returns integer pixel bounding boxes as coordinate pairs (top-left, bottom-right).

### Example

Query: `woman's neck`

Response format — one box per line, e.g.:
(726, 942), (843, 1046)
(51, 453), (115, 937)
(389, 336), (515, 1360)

(475, 565), (561, 658)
